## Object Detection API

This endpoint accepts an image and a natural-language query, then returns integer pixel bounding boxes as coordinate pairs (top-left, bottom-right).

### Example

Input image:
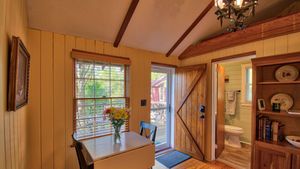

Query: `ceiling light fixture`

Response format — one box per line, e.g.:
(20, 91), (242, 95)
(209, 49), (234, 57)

(215, 0), (258, 32)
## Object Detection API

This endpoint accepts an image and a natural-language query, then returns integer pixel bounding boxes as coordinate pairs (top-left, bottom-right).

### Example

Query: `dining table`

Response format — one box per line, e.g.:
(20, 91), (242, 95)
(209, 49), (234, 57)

(80, 131), (155, 169)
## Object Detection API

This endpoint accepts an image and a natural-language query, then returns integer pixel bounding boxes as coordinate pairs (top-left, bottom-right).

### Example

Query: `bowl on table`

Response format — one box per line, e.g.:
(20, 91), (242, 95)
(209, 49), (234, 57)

(286, 136), (300, 148)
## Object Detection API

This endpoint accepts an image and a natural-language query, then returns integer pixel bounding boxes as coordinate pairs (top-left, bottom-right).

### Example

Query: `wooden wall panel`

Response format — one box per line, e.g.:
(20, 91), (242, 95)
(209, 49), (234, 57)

(41, 31), (54, 169)
(65, 35), (77, 169)
(86, 39), (96, 52)
(0, 0), (6, 167)
(263, 38), (275, 56)
(27, 29), (178, 169)
(75, 37), (86, 51)
(6, 111), (13, 169)
(274, 36), (288, 55)
(53, 33), (66, 169)
(95, 41), (104, 54)
(0, 0), (28, 169)
(287, 32), (300, 53)
(27, 29), (41, 169)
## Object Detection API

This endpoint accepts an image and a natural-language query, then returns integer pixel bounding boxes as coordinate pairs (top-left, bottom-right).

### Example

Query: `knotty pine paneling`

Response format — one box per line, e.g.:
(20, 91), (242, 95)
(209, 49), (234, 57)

(27, 29), (178, 169)
(180, 32), (300, 160)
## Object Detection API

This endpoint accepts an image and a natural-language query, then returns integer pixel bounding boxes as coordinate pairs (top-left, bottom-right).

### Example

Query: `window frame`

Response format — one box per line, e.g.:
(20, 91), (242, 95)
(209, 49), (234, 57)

(241, 63), (252, 105)
(72, 50), (130, 140)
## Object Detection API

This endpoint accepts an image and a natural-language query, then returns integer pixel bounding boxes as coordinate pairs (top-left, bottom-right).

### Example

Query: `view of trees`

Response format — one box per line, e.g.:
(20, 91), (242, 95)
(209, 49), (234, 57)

(151, 71), (168, 145)
(75, 60), (127, 138)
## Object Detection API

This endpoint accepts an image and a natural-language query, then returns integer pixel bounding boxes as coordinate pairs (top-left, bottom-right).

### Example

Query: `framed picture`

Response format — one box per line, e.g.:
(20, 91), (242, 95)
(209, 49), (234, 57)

(257, 99), (266, 111)
(7, 36), (30, 111)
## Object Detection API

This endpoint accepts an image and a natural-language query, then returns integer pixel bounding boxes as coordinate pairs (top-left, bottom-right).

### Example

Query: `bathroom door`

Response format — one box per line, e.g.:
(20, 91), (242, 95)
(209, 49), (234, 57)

(216, 65), (225, 158)
(174, 64), (207, 160)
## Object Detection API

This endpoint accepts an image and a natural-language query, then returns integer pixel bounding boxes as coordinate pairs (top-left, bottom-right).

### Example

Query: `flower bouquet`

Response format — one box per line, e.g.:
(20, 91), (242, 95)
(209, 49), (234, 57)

(103, 107), (129, 143)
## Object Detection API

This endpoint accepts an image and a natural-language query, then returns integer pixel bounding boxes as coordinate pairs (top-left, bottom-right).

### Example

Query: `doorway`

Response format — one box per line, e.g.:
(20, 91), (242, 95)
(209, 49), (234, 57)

(212, 55), (255, 169)
(151, 65), (174, 151)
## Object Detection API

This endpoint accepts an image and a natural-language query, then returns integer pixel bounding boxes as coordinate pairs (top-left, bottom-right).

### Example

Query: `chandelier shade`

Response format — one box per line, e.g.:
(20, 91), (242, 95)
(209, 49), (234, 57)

(214, 0), (258, 32)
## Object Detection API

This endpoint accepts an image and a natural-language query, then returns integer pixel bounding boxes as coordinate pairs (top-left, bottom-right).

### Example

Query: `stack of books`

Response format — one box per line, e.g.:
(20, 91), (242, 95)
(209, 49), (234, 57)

(257, 115), (283, 142)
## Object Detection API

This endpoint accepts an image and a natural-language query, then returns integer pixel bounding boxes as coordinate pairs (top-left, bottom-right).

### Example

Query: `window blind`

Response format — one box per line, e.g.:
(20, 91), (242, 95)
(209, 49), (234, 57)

(73, 51), (129, 139)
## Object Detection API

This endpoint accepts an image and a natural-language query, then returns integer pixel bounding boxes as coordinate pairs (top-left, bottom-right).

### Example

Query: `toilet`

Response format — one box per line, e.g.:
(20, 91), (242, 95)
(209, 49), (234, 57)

(224, 125), (244, 148)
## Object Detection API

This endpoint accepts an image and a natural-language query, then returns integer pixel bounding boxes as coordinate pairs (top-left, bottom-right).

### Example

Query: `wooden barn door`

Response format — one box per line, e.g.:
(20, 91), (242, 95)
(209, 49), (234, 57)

(175, 64), (207, 160)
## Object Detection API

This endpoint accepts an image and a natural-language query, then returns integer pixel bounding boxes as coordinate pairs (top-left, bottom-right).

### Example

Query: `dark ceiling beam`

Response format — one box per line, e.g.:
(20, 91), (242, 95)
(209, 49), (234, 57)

(165, 0), (214, 57)
(113, 0), (139, 47)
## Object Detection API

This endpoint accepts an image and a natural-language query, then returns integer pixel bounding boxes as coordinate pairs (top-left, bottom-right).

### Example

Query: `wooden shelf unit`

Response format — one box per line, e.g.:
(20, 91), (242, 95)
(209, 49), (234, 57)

(257, 81), (300, 85)
(255, 140), (300, 154)
(252, 53), (300, 169)
(258, 110), (300, 118)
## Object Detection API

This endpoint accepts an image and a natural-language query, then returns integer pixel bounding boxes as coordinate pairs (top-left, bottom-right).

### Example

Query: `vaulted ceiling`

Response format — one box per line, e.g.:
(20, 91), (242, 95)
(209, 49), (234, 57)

(27, 0), (296, 56)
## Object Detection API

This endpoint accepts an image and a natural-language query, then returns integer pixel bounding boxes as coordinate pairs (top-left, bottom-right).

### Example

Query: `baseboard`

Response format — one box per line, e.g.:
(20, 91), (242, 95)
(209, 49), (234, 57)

(241, 142), (251, 149)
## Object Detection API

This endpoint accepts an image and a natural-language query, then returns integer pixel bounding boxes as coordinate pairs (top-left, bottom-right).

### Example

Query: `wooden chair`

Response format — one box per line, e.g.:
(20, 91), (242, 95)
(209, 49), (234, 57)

(72, 133), (94, 169)
(139, 121), (157, 143)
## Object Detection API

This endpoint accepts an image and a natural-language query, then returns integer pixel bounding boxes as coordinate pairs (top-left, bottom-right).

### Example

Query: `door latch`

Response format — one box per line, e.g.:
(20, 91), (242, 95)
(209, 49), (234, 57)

(200, 105), (205, 119)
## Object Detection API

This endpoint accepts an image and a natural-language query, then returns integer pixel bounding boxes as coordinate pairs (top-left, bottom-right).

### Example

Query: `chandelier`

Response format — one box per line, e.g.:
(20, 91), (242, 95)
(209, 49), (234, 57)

(215, 0), (258, 32)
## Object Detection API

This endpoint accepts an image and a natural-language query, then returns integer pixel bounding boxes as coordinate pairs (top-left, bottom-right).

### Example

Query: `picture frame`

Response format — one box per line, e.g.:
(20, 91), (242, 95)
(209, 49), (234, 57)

(7, 36), (30, 111)
(257, 99), (266, 111)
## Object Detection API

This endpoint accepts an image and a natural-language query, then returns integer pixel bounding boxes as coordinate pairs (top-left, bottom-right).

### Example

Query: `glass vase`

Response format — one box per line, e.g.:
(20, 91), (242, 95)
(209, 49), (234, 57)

(113, 125), (121, 144)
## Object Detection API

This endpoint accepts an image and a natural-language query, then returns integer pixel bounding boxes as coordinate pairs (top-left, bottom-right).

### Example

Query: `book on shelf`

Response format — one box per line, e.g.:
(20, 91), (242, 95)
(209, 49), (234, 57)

(257, 115), (282, 142)
(265, 119), (272, 141)
(272, 121), (279, 142)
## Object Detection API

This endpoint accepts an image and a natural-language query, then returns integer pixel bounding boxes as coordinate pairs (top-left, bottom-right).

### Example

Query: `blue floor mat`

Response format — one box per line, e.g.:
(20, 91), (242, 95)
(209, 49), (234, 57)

(156, 150), (191, 168)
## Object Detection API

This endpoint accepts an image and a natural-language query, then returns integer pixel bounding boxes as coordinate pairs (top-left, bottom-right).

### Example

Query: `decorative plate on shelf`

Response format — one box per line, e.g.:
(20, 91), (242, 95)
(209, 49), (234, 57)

(288, 110), (300, 115)
(271, 93), (294, 111)
(275, 65), (299, 82)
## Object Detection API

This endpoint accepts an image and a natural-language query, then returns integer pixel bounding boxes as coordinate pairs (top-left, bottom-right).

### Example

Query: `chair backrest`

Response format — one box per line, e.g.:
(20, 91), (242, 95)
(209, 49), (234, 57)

(72, 133), (94, 169)
(139, 121), (157, 143)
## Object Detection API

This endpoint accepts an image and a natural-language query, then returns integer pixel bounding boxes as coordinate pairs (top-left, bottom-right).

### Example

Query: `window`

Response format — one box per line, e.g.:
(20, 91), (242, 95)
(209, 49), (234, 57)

(241, 63), (252, 104)
(74, 56), (129, 139)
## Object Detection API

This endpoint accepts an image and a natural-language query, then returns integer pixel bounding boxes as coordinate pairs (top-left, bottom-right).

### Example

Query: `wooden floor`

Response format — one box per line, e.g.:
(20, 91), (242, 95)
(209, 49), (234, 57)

(154, 158), (234, 169)
(217, 145), (251, 169)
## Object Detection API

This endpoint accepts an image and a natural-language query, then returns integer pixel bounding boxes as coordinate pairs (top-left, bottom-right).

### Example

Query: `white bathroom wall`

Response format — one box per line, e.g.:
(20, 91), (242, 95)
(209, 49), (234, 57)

(221, 60), (252, 144)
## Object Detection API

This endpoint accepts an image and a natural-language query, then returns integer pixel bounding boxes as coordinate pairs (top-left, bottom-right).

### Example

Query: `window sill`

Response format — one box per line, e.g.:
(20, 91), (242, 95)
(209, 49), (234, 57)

(241, 103), (252, 107)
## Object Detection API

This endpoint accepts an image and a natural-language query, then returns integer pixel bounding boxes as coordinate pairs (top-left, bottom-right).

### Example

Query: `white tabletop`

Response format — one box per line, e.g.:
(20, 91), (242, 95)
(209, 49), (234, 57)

(81, 132), (153, 161)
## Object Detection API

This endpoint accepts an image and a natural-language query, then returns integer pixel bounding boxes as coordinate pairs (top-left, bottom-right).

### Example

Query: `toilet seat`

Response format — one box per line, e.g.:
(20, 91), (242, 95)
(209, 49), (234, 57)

(225, 125), (243, 134)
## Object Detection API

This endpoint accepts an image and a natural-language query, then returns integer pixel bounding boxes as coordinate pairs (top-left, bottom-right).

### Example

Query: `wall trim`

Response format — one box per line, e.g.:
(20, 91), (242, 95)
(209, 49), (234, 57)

(211, 51), (256, 63)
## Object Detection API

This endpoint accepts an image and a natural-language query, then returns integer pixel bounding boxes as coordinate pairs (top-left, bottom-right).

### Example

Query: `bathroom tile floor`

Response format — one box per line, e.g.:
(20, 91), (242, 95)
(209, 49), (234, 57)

(217, 144), (251, 169)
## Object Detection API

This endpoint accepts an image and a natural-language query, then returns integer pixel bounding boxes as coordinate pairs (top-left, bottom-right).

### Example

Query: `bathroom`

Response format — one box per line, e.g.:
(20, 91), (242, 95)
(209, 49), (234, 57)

(213, 58), (253, 169)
